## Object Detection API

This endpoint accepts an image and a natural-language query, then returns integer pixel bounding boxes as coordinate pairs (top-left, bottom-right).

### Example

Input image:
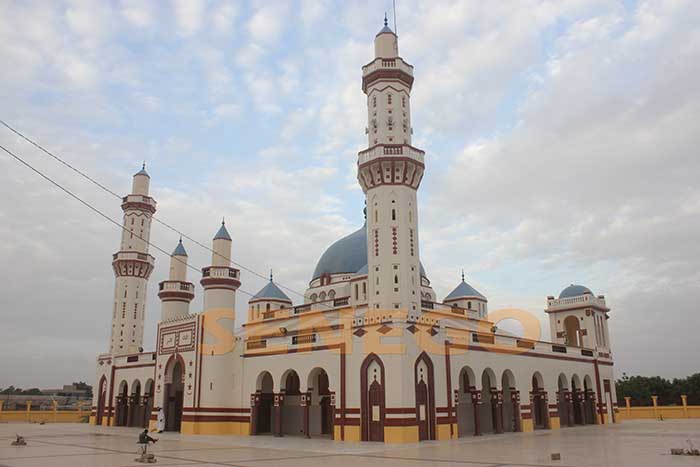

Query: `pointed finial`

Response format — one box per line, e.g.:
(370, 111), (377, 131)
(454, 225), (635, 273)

(269, 269), (273, 282)
(222, 217), (225, 225)
(384, 12), (388, 27)
(461, 269), (465, 282)
(142, 161), (146, 170)
(179, 236), (183, 243)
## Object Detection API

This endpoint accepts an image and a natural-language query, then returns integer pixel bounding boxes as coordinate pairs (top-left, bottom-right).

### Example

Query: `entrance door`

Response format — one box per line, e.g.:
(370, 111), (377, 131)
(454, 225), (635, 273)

(368, 380), (384, 441)
(416, 380), (429, 440)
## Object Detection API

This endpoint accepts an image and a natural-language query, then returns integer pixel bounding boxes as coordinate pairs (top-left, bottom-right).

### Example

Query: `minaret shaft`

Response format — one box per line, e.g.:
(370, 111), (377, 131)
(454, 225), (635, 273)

(360, 24), (424, 313)
(109, 169), (156, 354)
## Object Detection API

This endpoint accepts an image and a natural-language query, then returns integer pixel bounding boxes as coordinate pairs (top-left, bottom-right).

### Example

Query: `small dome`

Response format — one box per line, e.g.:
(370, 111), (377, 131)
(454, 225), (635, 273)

(251, 280), (291, 302)
(312, 223), (428, 281)
(559, 284), (593, 299)
(214, 221), (231, 241)
(172, 239), (187, 257)
(445, 278), (485, 301)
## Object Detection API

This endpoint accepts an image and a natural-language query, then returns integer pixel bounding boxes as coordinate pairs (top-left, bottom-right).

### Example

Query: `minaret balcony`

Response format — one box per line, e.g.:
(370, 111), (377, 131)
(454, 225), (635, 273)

(200, 266), (241, 290)
(358, 143), (425, 165)
(158, 280), (195, 301)
(362, 57), (413, 77)
(545, 294), (609, 312)
(121, 194), (156, 214)
(112, 251), (155, 278)
(362, 57), (414, 92)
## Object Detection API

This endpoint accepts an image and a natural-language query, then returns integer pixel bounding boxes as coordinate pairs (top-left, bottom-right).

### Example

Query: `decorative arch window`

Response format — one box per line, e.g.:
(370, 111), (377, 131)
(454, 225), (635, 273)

(320, 291), (327, 301)
(310, 293), (317, 302)
(387, 93), (392, 105)
(373, 95), (376, 107)
(328, 290), (336, 299)
(266, 303), (270, 312)
(392, 208), (396, 221)
(402, 96), (406, 108)
(467, 301), (472, 309)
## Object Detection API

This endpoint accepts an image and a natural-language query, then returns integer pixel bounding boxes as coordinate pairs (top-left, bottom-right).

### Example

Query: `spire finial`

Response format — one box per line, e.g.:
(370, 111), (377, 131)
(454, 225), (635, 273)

(461, 269), (465, 282)
(384, 12), (388, 27)
(269, 269), (273, 282)
(222, 217), (225, 225)
(179, 236), (183, 243)
(142, 161), (146, 170)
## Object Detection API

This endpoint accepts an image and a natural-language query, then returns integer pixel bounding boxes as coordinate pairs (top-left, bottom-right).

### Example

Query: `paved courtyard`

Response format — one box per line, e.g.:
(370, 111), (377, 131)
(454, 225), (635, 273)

(1, 420), (699, 467)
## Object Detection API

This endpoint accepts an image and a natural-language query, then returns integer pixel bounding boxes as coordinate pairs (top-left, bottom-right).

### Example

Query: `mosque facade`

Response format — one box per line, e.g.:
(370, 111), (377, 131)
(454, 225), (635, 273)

(91, 21), (617, 443)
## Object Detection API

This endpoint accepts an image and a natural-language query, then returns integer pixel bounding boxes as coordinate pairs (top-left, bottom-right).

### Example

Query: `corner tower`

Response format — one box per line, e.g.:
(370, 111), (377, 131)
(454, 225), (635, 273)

(359, 17), (424, 313)
(200, 221), (240, 317)
(109, 165), (156, 354)
(158, 239), (195, 321)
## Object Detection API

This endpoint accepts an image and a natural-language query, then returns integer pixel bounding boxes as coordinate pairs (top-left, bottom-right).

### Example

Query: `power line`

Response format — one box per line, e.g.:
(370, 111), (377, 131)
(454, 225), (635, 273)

(0, 142), (260, 301)
(0, 119), (313, 302)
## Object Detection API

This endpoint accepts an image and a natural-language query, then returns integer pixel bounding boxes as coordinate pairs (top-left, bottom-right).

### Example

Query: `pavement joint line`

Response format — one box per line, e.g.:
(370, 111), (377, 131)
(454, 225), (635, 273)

(352, 454), (577, 467)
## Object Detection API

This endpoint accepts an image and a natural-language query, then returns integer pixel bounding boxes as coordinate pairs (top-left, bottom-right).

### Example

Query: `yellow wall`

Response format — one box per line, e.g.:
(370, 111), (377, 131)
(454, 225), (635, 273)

(521, 418), (534, 432)
(384, 425), (419, 443)
(336, 425), (361, 442)
(436, 423), (457, 440)
(0, 410), (88, 423)
(617, 405), (700, 421)
(549, 416), (560, 429)
(180, 421), (250, 435)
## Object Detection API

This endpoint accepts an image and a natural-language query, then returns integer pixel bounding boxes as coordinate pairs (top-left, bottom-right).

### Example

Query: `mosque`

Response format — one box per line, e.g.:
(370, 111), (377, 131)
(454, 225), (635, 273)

(91, 19), (617, 443)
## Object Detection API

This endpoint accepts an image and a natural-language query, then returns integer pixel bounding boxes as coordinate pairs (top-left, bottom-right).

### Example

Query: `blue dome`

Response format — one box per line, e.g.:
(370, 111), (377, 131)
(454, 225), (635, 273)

(559, 284), (593, 299)
(312, 224), (426, 281)
(214, 222), (231, 241)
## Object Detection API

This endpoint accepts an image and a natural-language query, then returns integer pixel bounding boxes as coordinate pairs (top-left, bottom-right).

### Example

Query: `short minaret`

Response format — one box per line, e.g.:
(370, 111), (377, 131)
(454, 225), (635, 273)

(248, 272), (292, 322)
(200, 220), (240, 316)
(546, 284), (611, 351)
(158, 239), (195, 321)
(359, 17), (425, 313)
(443, 271), (488, 318)
(109, 165), (156, 354)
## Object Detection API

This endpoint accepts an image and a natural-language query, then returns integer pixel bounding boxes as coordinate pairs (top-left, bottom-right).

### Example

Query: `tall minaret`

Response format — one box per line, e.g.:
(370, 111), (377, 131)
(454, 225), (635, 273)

(158, 239), (195, 321)
(200, 221), (240, 318)
(359, 17), (425, 312)
(109, 165), (156, 354)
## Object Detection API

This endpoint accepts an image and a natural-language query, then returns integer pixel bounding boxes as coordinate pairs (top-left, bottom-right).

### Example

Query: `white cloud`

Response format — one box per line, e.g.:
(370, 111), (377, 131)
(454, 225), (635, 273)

(120, 0), (154, 28)
(173, 0), (204, 36)
(248, 3), (287, 45)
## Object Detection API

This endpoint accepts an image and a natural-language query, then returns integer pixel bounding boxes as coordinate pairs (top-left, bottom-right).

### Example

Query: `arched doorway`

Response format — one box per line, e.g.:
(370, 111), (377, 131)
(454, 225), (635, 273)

(127, 380), (141, 427)
(96, 376), (107, 426)
(280, 370), (303, 436)
(414, 352), (436, 441)
(115, 381), (128, 427)
(479, 368), (500, 434)
(564, 316), (581, 347)
(501, 370), (519, 432)
(531, 372), (548, 430)
(307, 368), (333, 437)
(457, 366), (476, 437)
(557, 373), (572, 427)
(142, 379), (155, 428)
(252, 371), (274, 435)
(163, 356), (184, 432)
(360, 353), (385, 442)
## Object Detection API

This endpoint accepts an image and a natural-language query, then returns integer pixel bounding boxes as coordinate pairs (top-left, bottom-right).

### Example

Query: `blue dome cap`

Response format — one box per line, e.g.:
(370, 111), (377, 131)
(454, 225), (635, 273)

(135, 162), (150, 178)
(445, 277), (485, 301)
(172, 239), (187, 256)
(252, 280), (291, 302)
(312, 223), (427, 281)
(214, 221), (231, 241)
(559, 284), (593, 299)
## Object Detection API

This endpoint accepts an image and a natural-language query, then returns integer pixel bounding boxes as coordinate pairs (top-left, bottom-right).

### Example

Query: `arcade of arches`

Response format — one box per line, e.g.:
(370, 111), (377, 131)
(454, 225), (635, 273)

(243, 359), (606, 441)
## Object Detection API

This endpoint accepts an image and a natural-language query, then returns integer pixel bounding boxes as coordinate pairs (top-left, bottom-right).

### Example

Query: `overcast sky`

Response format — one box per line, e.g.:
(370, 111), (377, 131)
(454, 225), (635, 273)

(1, 0), (699, 388)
